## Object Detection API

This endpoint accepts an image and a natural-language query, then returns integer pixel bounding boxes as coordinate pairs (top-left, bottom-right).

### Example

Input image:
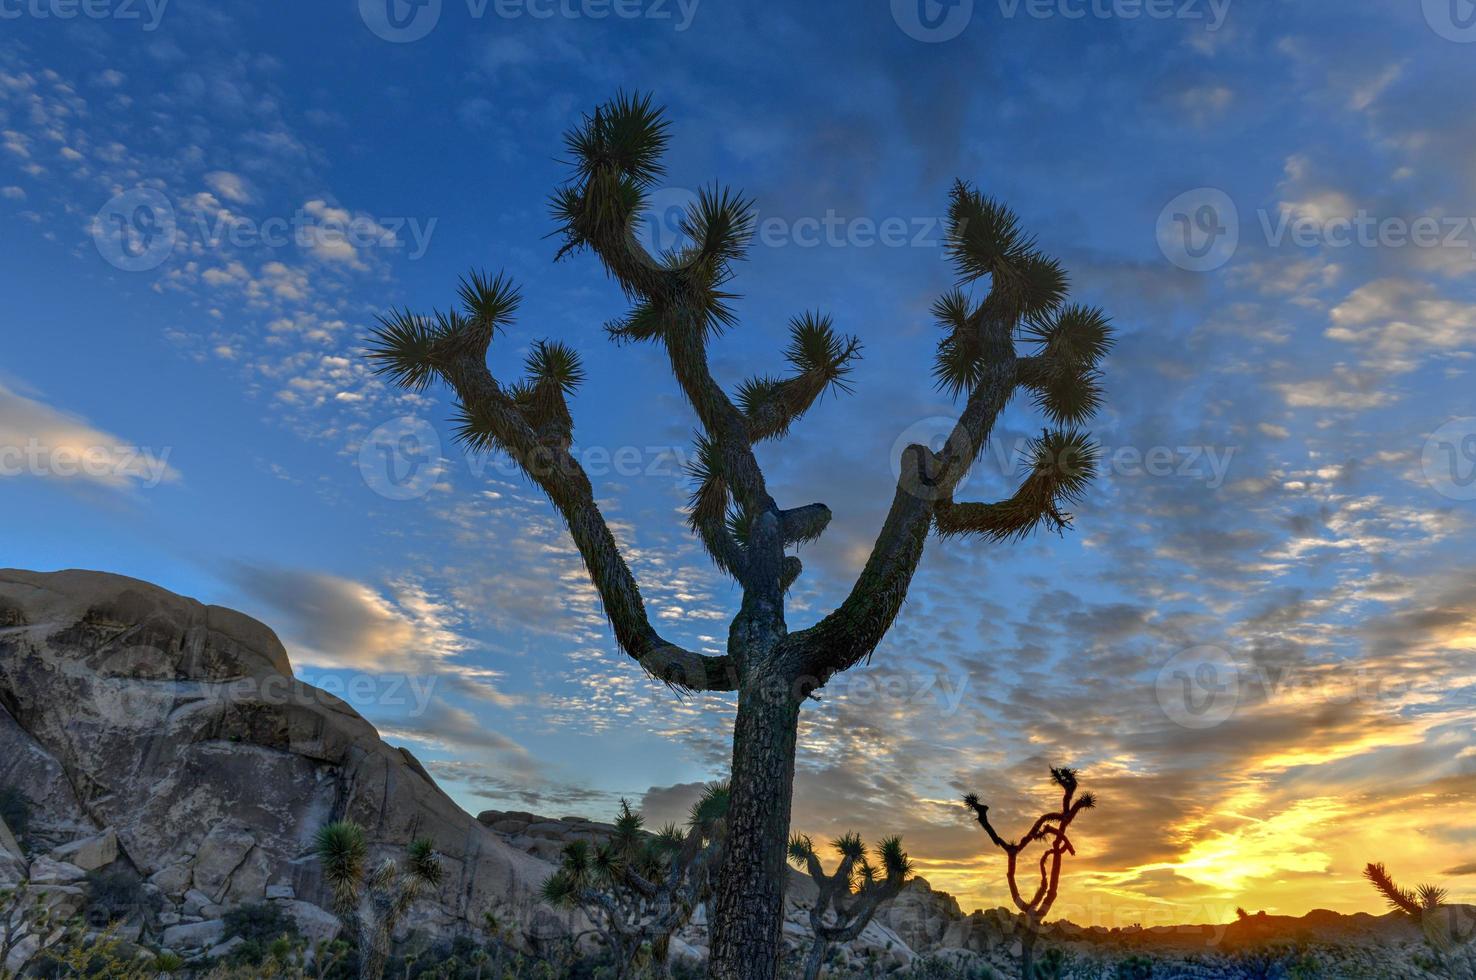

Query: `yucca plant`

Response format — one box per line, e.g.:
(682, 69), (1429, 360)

(0, 880), (58, 972)
(787, 832), (912, 980)
(541, 784), (728, 978)
(1363, 861), (1468, 952)
(366, 92), (1113, 980)
(964, 767), (1096, 980)
(313, 821), (444, 980)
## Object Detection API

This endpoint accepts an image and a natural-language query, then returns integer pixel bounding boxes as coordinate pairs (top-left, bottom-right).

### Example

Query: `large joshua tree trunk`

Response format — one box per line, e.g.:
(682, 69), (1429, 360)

(366, 94), (1113, 980)
(801, 939), (830, 980)
(1019, 913), (1038, 980)
(710, 682), (802, 980)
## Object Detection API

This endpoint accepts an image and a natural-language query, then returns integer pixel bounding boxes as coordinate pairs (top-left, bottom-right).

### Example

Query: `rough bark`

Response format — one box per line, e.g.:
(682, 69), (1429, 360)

(709, 677), (803, 980)
(802, 938), (829, 980)
(1020, 913), (1038, 980)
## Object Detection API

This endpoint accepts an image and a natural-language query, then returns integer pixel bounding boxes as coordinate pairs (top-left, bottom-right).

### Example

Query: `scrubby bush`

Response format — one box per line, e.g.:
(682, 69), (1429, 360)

(1111, 956), (1154, 980)
(30, 923), (154, 978)
(220, 901), (302, 967)
(85, 866), (146, 925)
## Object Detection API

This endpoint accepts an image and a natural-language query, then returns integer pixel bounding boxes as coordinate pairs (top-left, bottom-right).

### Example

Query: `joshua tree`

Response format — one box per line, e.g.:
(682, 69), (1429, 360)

(1362, 861), (1468, 951)
(964, 767), (1095, 980)
(0, 880), (62, 972)
(787, 832), (913, 980)
(542, 784), (729, 977)
(314, 821), (445, 980)
(1364, 861), (1448, 920)
(366, 93), (1112, 979)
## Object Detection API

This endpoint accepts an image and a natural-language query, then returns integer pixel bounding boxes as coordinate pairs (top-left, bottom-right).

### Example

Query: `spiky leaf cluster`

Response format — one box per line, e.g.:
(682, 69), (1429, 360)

(935, 430), (1100, 541)
(366, 274), (524, 393)
(1021, 304), (1112, 426)
(945, 181), (1068, 320)
(313, 821), (367, 915)
(1364, 863), (1447, 919)
(551, 92), (670, 262)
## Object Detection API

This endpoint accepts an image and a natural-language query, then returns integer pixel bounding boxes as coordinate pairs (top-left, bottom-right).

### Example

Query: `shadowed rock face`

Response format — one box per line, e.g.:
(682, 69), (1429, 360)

(0, 568), (563, 943)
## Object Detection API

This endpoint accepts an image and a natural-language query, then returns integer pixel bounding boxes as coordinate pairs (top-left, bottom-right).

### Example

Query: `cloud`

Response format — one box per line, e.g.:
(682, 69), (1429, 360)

(382, 702), (537, 775)
(204, 170), (253, 204)
(0, 382), (179, 490)
(1326, 279), (1476, 372)
(226, 564), (472, 674)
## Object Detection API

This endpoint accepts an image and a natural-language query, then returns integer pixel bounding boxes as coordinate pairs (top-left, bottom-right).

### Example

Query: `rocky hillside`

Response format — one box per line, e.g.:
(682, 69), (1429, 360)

(1, 568), (1471, 978)
(0, 568), (567, 966)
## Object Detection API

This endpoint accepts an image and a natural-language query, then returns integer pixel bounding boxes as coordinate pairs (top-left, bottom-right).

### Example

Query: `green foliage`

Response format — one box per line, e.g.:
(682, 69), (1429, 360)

(365, 310), (438, 391)
(877, 835), (912, 880)
(311, 820), (445, 980)
(943, 181), (1067, 319)
(541, 791), (728, 978)
(314, 820), (368, 915)
(405, 837), (446, 891)
(1111, 955), (1155, 980)
(1034, 947), (1069, 980)
(222, 901), (300, 960)
(457, 269), (522, 333)
(30, 923), (153, 978)
(154, 950), (185, 971)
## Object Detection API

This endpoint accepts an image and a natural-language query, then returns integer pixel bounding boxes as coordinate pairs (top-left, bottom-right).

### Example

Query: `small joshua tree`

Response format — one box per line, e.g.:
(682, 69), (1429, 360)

(1363, 861), (1467, 951)
(366, 92), (1112, 980)
(542, 784), (729, 978)
(314, 821), (445, 980)
(787, 832), (913, 980)
(964, 767), (1095, 980)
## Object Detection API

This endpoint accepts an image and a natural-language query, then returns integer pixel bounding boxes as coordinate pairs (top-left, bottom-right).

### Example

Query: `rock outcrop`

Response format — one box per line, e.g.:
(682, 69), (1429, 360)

(0, 568), (565, 958)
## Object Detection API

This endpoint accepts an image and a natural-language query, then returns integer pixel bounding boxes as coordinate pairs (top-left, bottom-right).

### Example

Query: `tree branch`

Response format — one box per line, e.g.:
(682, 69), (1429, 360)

(443, 350), (736, 692)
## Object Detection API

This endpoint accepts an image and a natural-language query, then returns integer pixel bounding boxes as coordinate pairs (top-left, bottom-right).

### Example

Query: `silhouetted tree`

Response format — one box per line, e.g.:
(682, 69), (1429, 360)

(964, 767), (1095, 980)
(314, 821), (444, 980)
(787, 832), (912, 980)
(367, 92), (1112, 980)
(1363, 861), (1466, 951)
(542, 784), (728, 978)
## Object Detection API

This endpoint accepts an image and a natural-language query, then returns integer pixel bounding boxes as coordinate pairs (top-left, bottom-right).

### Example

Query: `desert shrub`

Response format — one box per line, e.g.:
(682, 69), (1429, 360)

(153, 951), (185, 974)
(30, 924), (153, 978)
(0, 785), (30, 848)
(898, 956), (998, 979)
(1034, 947), (1071, 979)
(1112, 956), (1154, 980)
(84, 866), (145, 924)
(223, 901), (298, 945)
(219, 901), (301, 967)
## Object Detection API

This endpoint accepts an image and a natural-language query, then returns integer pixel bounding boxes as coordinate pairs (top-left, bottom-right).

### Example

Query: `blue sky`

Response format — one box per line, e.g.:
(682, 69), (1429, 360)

(2, 0), (1475, 921)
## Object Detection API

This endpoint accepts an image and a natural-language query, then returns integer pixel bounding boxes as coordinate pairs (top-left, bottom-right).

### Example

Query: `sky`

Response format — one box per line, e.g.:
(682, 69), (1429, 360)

(2, 0), (1475, 930)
